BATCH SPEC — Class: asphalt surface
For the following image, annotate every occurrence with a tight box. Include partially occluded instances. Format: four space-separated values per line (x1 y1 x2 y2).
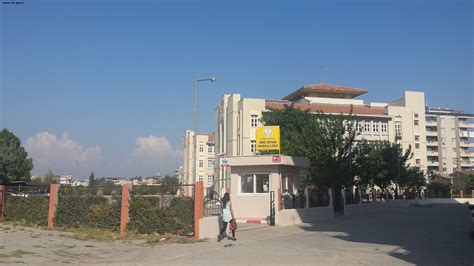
0 203 472 265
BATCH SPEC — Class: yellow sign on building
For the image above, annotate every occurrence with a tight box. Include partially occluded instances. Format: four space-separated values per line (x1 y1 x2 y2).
256 126 280 151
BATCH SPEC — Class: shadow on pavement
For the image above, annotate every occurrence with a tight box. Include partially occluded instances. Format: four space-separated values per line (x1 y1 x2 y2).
296 204 473 265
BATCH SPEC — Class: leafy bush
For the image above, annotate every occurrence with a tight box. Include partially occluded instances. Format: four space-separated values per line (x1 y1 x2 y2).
54 195 120 229
4 196 49 226
128 196 193 235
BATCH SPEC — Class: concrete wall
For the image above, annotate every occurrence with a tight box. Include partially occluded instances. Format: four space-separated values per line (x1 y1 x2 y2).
199 216 222 240
277 206 334 226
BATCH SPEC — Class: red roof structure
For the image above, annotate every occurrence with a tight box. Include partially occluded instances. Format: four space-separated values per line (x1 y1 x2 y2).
282 83 368 101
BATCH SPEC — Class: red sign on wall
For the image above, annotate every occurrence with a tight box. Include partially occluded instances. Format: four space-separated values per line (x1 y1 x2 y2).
272 154 281 163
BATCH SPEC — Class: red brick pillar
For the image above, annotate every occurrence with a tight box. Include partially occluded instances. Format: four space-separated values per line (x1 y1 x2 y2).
48 184 59 230
0 185 4 221
460 190 464 199
120 184 130 235
194 181 204 240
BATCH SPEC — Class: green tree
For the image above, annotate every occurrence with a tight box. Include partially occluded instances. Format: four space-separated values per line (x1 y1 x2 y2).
262 106 358 190
403 167 426 198
382 143 413 198
354 141 390 190
463 174 474 192
89 171 96 187
427 173 451 198
0 128 33 184
161 175 179 195
42 169 57 184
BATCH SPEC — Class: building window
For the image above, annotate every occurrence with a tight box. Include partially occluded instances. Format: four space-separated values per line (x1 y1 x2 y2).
414 120 419 126
373 122 379 132
415 135 420 141
208 175 213 184
381 122 387 133
199 160 204 168
251 115 259 127
414 113 419 118
208 146 214 153
250 140 256 153
208 160 213 168
415 143 420 149
198 175 203 182
416 159 421 165
240 174 270 194
395 121 401 136
442 167 447 172
357 122 363 132
441 117 445 123
199 144 204 153
442 137 446 145
364 122 371 132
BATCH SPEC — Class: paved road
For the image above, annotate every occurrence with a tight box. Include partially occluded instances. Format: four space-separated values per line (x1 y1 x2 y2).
1 204 472 265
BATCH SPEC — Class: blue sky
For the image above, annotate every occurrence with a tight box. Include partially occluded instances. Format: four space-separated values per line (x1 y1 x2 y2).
1 0 473 178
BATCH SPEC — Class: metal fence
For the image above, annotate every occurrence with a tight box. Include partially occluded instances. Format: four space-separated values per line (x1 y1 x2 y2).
282 190 306 209
204 188 222 217
309 187 330 207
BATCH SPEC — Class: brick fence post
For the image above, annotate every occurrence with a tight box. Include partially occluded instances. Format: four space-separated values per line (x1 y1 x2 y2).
0 185 4 221
120 184 130 235
460 190 464 199
48 184 59 230
194 181 204 240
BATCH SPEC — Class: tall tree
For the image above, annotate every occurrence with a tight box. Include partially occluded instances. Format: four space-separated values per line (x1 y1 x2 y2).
161 175 180 195
43 169 57 184
89 171 96 187
0 128 33 184
382 143 413 197
262 106 358 189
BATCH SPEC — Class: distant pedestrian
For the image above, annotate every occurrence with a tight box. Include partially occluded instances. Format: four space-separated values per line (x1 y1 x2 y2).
218 193 237 241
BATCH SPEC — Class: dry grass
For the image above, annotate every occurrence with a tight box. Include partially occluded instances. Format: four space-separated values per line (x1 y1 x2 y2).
0 250 35 259
56 227 199 245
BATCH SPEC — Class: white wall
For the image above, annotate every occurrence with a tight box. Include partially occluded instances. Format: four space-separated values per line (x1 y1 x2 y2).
199 216 222 240
277 207 334 226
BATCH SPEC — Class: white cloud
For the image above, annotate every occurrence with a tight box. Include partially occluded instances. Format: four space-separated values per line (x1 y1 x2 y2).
25 132 103 177
128 135 182 177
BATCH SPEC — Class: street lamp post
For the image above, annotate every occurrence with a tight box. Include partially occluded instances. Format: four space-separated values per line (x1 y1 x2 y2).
193 77 217 192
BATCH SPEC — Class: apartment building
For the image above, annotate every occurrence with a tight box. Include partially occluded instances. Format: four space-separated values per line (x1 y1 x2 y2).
182 130 215 189
213 83 474 187
424 108 474 174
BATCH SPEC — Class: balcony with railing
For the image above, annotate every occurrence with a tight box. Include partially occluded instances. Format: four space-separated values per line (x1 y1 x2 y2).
459 131 470 138
425 117 437 126
427 160 439 167
458 120 474 128
426 149 438 156
459 141 474 147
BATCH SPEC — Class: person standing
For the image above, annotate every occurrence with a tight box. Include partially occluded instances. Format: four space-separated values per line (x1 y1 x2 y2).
218 193 237 241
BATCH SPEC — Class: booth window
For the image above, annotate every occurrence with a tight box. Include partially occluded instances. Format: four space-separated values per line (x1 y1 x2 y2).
241 174 254 193
256 174 269 193
240 174 270 194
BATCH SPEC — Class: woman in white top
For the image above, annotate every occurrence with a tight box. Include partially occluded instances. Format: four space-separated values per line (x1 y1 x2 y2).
218 192 236 241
